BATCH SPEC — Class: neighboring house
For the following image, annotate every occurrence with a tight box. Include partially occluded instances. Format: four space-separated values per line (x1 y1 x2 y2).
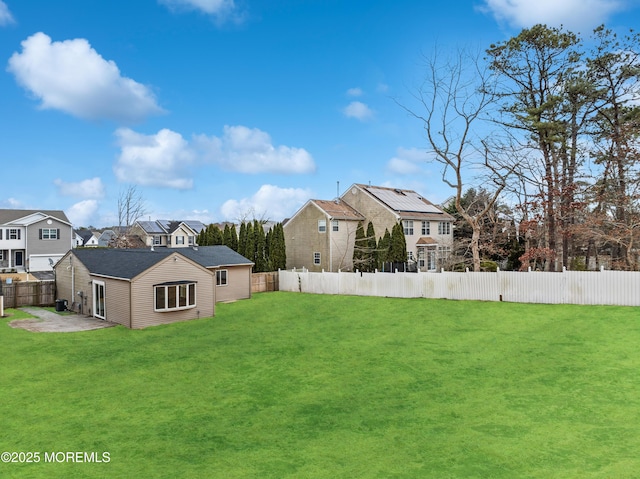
130 220 205 248
283 199 364 272
284 184 455 272
75 229 100 248
97 230 116 247
55 248 216 329
0 209 73 272
175 245 254 303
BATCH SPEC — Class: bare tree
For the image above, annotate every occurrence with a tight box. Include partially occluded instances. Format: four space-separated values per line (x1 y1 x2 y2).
117 185 147 237
397 48 513 272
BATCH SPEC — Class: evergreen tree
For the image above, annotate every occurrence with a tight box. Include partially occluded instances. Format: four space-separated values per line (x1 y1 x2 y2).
238 222 247 257
268 223 286 270
377 228 392 270
211 225 223 245
244 222 255 263
222 224 232 248
253 220 267 272
353 221 367 271
366 221 377 272
389 222 408 265
230 224 239 252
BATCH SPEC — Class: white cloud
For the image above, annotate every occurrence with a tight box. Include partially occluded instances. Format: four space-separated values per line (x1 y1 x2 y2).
194 125 316 174
0 1 14 25
479 0 625 31
1 197 23 208
114 128 195 189
386 147 429 175
66 200 99 227
220 184 312 221
54 177 105 199
343 101 374 121
7 32 164 122
346 87 363 97
158 0 240 22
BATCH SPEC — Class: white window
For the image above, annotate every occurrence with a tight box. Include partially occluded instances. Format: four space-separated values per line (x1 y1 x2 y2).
422 221 430 235
155 282 196 311
216 270 228 286
41 228 58 240
438 222 451 235
9 229 21 240
332 220 339 232
403 220 414 236
153 236 161 245
0 251 4 261
313 252 321 265
188 236 195 245
418 249 425 268
176 236 185 245
318 220 326 233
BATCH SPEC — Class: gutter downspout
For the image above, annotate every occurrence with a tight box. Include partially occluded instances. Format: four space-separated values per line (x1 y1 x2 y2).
328 215 333 272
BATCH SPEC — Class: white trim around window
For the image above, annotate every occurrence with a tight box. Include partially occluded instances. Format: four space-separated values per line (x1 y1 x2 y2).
216 270 228 286
154 281 196 312
313 252 321 265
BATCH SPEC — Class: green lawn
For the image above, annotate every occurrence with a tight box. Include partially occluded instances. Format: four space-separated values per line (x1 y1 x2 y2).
1 292 639 478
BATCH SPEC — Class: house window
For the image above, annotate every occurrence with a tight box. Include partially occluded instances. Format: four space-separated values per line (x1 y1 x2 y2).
216 270 228 286
176 236 185 245
418 249 425 268
188 236 195 245
0 251 4 261
422 221 430 235
332 220 339 232
41 228 58 240
403 220 414 236
438 222 451 235
318 220 326 233
153 236 161 245
313 252 321 265
8 229 20 240
154 282 196 311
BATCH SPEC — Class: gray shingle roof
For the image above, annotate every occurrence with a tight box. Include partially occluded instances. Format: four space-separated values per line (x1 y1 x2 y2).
172 245 254 267
71 248 176 279
70 245 253 280
0 209 70 225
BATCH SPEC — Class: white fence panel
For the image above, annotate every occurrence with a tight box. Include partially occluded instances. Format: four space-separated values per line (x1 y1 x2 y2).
277 269 640 306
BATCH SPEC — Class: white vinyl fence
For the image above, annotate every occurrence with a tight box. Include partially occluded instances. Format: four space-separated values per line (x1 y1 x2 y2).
278 268 640 306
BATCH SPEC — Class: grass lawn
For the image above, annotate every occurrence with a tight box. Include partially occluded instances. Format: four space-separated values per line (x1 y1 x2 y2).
1 292 639 478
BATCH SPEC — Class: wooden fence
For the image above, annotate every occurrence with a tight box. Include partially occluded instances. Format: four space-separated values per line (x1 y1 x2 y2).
0 281 56 308
252 272 279 293
279 268 640 307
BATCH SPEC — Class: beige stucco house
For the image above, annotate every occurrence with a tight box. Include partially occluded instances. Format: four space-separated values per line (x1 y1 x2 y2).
284 199 364 272
284 184 455 272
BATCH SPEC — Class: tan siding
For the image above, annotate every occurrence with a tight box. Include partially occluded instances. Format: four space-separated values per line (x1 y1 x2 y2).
214 265 252 302
341 186 399 242
54 253 93 315
101 278 131 327
130 253 215 329
328 219 360 271
284 202 330 272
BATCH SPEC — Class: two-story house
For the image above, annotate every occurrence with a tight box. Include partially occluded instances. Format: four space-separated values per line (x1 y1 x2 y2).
0 209 73 272
284 184 454 272
130 220 205 248
284 199 364 272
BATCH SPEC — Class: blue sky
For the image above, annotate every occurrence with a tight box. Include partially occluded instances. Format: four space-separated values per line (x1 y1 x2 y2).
1 0 639 227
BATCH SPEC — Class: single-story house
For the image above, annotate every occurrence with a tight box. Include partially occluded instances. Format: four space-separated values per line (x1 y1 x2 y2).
55 248 216 329
54 245 254 328
174 245 254 303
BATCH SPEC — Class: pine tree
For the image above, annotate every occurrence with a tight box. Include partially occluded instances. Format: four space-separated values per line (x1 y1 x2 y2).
389 222 408 266
222 224 232 248
230 224 239 252
238 222 247 257
211 225 223 245
244 222 254 263
366 221 377 272
253 220 267 272
353 221 367 271
377 228 392 270
268 223 286 270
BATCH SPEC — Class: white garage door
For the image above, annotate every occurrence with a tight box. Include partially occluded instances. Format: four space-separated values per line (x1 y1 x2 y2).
29 254 64 272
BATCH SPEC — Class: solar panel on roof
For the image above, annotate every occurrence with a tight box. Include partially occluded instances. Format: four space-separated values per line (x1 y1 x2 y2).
368 187 442 213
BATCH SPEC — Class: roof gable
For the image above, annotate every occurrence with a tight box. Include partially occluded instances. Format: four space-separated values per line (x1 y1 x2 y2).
0 209 71 226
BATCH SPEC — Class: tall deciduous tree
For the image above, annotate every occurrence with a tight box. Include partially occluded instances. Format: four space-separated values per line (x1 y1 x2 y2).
398 48 512 271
